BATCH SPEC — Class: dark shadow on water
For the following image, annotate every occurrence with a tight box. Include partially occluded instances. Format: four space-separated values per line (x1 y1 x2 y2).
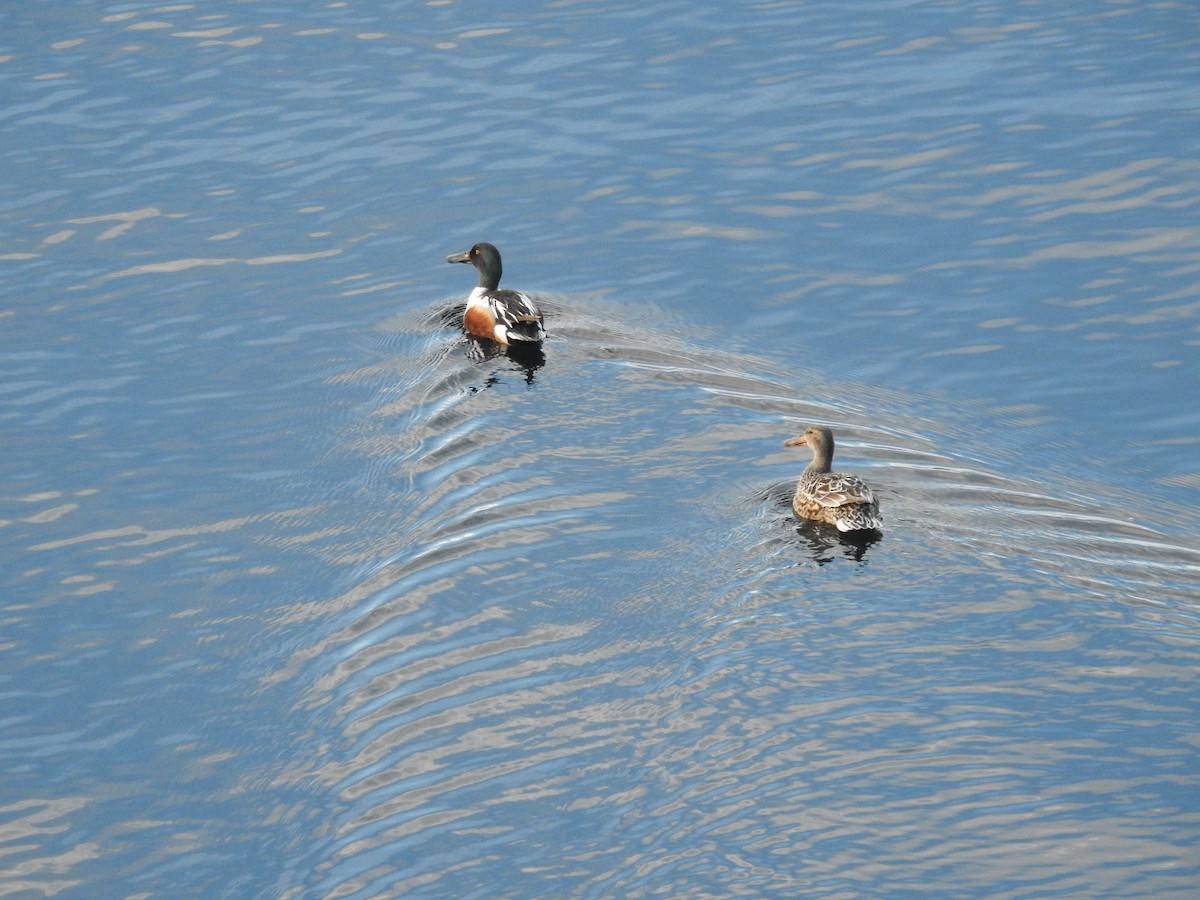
793 518 881 564
465 337 545 386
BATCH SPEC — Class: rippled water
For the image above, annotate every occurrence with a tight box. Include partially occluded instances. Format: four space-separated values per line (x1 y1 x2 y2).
3 1 1199 897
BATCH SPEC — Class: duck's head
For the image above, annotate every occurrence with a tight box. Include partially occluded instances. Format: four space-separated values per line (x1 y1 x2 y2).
784 425 835 458
446 241 503 289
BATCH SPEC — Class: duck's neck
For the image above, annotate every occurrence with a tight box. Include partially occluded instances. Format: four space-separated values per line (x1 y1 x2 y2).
477 266 501 291
805 447 833 474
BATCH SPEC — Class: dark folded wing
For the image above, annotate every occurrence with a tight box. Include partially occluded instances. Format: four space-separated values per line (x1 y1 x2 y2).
489 290 545 339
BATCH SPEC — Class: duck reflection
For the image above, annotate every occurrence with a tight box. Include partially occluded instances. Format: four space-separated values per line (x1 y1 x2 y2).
792 517 880 564
465 336 545 386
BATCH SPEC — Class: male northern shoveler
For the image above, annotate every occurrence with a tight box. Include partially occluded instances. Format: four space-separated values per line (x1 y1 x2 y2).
784 425 882 533
446 242 545 346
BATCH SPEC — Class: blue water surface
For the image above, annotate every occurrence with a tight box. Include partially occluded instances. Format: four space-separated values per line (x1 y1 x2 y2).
2 1 1199 897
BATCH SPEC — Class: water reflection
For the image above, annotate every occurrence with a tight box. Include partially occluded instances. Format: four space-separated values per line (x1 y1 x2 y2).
464 336 546 386
791 517 881 565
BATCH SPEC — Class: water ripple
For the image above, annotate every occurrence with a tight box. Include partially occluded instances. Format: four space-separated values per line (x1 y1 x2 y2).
3 0 1198 894
253 295 1200 896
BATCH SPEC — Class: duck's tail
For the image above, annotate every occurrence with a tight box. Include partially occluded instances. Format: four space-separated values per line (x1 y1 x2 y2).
835 502 883 533
505 318 546 342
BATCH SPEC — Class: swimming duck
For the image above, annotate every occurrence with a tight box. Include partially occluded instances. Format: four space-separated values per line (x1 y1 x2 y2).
785 425 882 533
446 242 545 346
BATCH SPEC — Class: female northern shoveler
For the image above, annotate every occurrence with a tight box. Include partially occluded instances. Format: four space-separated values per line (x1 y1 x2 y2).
785 425 882 533
446 242 545 346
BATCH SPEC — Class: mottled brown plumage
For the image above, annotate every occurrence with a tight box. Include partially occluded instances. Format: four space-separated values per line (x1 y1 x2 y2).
784 425 882 533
